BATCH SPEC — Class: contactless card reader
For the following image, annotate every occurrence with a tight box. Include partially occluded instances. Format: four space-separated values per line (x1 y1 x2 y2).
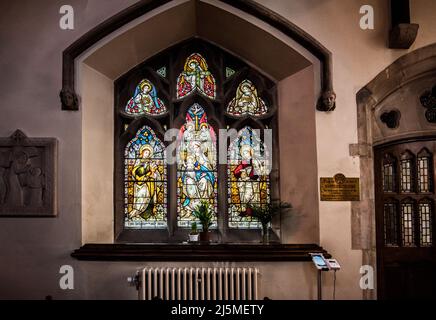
325 258 341 270
309 253 329 271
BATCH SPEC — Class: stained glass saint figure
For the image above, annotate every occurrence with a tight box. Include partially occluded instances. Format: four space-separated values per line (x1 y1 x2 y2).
177 103 217 227
228 127 270 228
125 126 167 228
177 53 216 100
125 79 166 115
227 80 267 116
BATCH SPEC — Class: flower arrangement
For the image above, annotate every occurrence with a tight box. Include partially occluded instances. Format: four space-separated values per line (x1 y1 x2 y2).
246 201 292 243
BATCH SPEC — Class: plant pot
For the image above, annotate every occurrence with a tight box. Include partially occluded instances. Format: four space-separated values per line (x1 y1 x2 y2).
199 231 211 242
189 234 199 242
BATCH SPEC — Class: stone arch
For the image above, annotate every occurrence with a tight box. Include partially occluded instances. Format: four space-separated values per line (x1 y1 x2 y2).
60 0 334 111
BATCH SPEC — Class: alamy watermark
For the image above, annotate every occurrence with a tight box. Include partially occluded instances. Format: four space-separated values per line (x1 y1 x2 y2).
59 265 74 290
359 5 374 30
359 265 375 290
59 5 74 30
162 128 273 176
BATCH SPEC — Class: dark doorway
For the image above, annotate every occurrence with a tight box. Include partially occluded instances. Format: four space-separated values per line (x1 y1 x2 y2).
375 138 436 299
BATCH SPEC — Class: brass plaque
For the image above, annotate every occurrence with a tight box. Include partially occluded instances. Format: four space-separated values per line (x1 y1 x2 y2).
320 174 360 201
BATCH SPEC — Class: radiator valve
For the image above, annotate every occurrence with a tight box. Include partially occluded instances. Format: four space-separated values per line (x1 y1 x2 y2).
127 271 141 290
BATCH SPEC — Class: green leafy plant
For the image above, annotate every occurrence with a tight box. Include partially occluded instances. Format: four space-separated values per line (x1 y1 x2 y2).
247 201 292 227
192 200 214 232
190 222 198 235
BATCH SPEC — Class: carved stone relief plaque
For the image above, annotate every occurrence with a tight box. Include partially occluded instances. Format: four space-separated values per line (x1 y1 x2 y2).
0 130 57 216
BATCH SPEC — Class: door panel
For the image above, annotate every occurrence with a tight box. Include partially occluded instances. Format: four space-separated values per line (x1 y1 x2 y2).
375 139 436 299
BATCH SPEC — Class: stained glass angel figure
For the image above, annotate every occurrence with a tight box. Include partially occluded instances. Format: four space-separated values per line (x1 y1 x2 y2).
227 80 267 116
125 79 166 115
177 53 216 99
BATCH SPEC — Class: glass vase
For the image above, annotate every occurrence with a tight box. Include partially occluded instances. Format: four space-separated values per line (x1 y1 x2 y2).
261 224 270 244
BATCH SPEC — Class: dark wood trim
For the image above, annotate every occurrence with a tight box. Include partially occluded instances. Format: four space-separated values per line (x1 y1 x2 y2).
60 0 334 111
71 243 330 261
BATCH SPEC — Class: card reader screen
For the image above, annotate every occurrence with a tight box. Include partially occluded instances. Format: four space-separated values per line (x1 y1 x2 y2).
312 255 327 266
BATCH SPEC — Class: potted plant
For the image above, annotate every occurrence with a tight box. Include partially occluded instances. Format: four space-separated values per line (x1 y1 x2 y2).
248 201 292 244
192 200 214 242
189 222 199 242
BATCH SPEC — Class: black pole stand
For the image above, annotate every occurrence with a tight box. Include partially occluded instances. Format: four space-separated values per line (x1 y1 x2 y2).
317 270 322 300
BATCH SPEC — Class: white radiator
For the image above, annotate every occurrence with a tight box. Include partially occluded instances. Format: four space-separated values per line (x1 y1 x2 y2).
134 267 260 300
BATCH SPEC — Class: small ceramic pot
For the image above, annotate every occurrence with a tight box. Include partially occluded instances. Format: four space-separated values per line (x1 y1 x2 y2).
189 234 199 242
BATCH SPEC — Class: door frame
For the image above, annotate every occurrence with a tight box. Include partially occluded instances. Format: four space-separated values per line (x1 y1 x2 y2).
355 43 436 300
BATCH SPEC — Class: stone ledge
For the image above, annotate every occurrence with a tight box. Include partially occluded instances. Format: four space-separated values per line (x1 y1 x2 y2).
71 243 330 262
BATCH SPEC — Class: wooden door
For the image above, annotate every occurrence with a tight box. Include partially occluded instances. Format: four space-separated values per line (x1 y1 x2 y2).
375 139 436 299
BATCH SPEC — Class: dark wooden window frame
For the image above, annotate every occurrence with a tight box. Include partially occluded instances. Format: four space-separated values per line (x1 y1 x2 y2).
114 39 280 243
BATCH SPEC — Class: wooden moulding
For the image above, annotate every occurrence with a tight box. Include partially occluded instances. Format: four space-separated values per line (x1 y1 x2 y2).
71 243 330 261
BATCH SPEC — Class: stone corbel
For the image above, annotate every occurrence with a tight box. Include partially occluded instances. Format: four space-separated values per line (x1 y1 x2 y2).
59 87 79 111
388 0 419 49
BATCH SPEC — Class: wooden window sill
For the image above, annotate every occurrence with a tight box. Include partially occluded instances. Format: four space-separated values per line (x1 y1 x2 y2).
71 243 330 262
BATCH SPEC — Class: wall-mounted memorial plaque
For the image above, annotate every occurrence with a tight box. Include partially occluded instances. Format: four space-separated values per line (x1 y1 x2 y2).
0 130 57 216
320 173 360 201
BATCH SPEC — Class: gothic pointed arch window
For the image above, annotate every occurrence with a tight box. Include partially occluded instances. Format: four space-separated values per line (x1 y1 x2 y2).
115 39 278 242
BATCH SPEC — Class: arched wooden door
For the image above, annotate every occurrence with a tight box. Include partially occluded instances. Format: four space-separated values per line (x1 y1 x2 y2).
375 138 436 299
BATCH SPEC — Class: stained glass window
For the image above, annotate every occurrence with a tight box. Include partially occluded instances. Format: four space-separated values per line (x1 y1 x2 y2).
400 151 414 193
156 67 166 78
417 148 432 193
125 79 166 115
384 200 398 246
227 80 268 116
176 53 216 99
117 40 277 240
177 103 218 228
383 154 396 192
226 67 236 79
419 200 433 247
228 127 270 229
124 126 167 228
401 200 415 246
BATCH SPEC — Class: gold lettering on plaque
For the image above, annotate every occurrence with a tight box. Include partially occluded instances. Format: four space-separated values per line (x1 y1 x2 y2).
320 173 360 201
